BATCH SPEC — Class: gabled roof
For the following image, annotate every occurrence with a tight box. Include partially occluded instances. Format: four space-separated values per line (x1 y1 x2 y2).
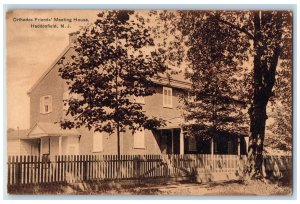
27 40 192 95
27 122 80 138
27 45 72 95
153 74 191 89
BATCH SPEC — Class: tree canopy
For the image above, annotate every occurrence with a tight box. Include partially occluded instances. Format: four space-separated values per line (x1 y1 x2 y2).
172 10 292 178
177 11 250 140
59 10 168 156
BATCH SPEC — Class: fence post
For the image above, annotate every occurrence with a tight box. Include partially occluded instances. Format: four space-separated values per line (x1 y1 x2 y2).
7 156 11 186
16 156 21 186
133 155 140 179
83 155 87 181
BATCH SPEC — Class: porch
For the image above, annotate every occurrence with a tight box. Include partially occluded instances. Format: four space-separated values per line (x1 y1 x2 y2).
25 122 81 157
156 127 248 156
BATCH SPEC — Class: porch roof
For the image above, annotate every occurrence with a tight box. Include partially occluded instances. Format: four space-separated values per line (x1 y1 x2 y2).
26 122 80 138
181 122 249 137
157 117 185 129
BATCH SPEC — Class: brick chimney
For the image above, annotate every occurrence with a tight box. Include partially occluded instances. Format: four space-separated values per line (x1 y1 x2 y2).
68 31 79 45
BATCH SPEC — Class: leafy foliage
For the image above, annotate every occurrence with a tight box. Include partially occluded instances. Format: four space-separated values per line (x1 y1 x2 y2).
174 10 292 177
176 11 250 139
59 11 167 136
266 49 292 153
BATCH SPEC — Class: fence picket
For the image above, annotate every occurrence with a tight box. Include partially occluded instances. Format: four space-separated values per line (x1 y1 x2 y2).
8 154 289 187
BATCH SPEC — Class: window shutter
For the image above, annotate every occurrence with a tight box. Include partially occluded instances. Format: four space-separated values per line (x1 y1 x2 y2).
168 89 172 106
93 132 103 152
163 89 168 106
133 129 145 149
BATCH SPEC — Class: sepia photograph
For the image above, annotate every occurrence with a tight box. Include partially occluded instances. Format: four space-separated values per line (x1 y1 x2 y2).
6 9 293 196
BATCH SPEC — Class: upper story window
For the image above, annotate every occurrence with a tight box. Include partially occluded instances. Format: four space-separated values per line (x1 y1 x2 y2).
134 96 145 104
163 87 172 108
133 128 145 149
40 95 52 114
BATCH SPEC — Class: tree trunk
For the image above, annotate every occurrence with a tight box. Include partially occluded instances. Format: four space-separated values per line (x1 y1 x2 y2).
245 11 267 179
246 11 283 179
247 101 268 179
117 123 120 157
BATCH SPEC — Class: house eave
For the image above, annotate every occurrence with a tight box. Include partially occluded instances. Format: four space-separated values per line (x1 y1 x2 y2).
152 76 191 90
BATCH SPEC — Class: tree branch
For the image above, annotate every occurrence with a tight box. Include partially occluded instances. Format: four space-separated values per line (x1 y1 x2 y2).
214 16 255 40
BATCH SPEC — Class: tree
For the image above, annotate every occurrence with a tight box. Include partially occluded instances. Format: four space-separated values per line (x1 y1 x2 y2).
59 10 167 157
178 13 248 145
176 10 292 178
266 37 292 153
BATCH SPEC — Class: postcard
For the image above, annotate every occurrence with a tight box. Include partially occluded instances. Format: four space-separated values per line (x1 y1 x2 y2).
6 9 293 196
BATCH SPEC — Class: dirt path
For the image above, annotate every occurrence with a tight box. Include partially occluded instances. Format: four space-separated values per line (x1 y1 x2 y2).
120 180 291 196
8 180 292 196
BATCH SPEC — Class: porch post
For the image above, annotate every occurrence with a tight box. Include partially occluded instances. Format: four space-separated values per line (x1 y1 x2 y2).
58 136 62 155
171 129 174 154
210 137 214 171
40 138 43 156
237 137 241 156
180 129 184 155
244 137 249 154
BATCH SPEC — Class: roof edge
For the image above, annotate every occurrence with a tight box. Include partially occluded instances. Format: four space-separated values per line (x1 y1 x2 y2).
152 76 191 89
27 44 192 95
27 45 72 95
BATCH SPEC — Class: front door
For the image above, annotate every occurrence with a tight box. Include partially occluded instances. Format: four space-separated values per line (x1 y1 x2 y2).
160 129 180 154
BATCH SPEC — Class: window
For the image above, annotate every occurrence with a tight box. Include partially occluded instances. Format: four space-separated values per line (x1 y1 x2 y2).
40 95 52 114
92 131 103 152
134 96 145 104
163 87 172 108
133 128 145 149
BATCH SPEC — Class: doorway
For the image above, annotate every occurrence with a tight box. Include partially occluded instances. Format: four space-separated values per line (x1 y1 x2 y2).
159 129 180 154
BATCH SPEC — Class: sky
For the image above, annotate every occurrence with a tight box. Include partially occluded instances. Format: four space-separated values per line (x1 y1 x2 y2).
6 10 100 130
